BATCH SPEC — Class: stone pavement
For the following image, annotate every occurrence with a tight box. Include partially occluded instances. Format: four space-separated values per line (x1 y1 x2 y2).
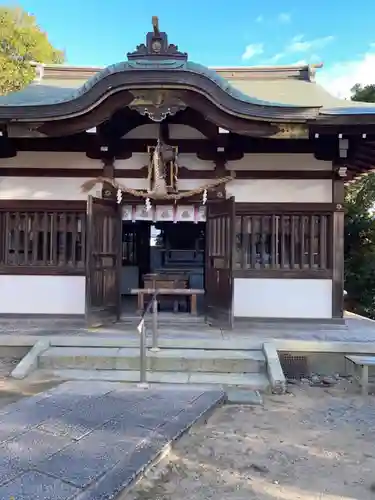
2 314 375 343
0 381 224 499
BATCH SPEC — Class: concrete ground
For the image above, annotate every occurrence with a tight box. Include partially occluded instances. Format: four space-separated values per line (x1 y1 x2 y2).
129 381 375 500
0 376 224 500
0 358 61 410
0 313 375 343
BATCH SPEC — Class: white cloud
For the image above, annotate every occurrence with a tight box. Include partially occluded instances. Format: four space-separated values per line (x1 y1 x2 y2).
287 35 334 53
266 53 286 64
264 34 327 65
317 48 375 98
278 13 291 23
292 59 308 66
255 15 263 23
241 43 264 61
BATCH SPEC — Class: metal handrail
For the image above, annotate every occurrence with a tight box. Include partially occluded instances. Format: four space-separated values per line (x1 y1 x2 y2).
136 290 159 387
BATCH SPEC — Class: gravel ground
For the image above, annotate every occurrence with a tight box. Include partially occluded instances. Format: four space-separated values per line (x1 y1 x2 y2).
129 381 375 500
1 355 375 499
0 357 62 409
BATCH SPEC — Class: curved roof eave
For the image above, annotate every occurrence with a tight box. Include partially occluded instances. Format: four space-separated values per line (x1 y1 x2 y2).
320 105 375 116
0 60 320 123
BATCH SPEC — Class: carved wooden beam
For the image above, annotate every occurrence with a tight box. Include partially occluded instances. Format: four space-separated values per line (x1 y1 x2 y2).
168 108 218 140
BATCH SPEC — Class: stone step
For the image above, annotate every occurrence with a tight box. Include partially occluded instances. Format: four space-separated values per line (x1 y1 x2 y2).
41 368 270 391
119 314 207 326
50 337 264 350
39 347 266 373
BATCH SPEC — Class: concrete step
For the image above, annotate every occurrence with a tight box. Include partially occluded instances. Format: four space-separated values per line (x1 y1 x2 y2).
40 368 270 391
39 347 266 373
119 314 207 327
49 337 264 350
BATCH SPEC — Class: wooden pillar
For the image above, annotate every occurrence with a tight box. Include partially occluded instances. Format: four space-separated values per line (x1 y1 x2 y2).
331 169 345 319
101 157 116 200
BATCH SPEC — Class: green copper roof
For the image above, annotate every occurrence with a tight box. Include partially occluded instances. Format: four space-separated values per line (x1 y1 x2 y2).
0 59 304 109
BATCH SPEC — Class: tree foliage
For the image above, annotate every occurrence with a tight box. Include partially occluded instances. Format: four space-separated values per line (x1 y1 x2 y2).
351 83 375 103
345 84 375 317
0 6 64 95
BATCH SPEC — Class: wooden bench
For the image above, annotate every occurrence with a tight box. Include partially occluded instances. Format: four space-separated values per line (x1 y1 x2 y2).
131 288 205 315
345 355 375 395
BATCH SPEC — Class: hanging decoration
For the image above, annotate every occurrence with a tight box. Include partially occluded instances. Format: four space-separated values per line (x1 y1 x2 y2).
81 173 234 201
145 197 152 212
81 137 235 202
202 189 207 205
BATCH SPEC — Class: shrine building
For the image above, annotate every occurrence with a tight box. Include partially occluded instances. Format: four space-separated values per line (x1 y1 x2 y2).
0 19 374 327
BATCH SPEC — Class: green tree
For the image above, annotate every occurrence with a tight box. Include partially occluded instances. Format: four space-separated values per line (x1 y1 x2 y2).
345 175 375 317
345 84 375 317
0 6 64 95
351 84 375 102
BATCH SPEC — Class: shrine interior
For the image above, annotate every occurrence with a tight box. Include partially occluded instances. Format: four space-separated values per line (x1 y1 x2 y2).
120 220 206 314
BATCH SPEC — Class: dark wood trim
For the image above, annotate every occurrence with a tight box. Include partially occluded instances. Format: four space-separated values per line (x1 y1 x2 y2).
312 123 375 135
232 170 333 180
0 267 85 276
232 269 333 279
0 313 85 319
331 173 345 318
331 211 345 318
119 191 220 205
0 166 334 180
0 200 86 211
0 168 104 178
234 316 345 325
117 168 333 180
235 202 335 213
4 136 317 155
332 176 345 205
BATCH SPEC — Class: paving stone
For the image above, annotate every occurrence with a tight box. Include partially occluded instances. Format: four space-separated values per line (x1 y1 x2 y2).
46 380 118 395
75 440 163 500
0 470 80 500
0 449 24 486
66 393 131 426
37 414 100 441
1 392 50 412
73 459 135 500
99 412 157 437
0 382 223 499
0 404 71 445
35 433 129 488
3 428 73 469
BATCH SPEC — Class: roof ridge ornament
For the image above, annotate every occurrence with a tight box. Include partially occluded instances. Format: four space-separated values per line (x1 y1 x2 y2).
127 16 188 61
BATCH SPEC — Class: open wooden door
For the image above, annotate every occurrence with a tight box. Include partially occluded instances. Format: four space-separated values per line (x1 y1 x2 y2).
86 196 122 327
205 197 235 328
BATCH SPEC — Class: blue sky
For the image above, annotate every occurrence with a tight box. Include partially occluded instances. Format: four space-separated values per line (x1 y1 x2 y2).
12 0 375 96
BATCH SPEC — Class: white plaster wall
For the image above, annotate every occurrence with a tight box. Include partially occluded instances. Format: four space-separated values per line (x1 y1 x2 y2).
0 177 99 200
227 154 331 171
0 276 85 315
115 154 148 170
233 278 332 319
0 152 329 172
227 179 332 203
123 124 206 139
115 153 213 171
0 176 332 202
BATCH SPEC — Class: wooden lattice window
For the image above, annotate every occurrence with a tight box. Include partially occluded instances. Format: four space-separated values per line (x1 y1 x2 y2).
235 213 331 271
0 208 86 273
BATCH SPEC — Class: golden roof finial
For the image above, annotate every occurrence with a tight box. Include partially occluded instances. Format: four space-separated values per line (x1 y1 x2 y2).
152 16 160 36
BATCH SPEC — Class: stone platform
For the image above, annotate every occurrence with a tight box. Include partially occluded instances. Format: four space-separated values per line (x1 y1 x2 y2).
0 381 224 499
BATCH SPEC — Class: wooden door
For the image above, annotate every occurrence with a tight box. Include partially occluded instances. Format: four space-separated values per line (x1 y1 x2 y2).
205 197 235 328
86 196 121 327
